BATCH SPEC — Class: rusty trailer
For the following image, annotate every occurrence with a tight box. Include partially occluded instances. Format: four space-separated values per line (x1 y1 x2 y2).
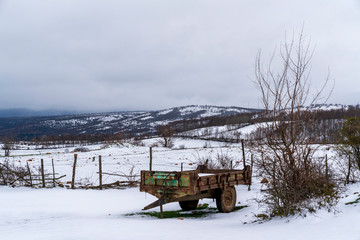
140 164 252 213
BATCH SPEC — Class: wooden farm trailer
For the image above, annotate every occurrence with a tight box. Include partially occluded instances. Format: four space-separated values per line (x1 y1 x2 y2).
140 165 252 213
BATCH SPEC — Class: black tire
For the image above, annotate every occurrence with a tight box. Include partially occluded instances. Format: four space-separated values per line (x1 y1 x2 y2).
216 186 236 213
179 200 199 211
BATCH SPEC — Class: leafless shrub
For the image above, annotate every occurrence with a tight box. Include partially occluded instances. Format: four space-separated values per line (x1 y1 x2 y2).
119 164 139 187
195 154 218 169
131 139 145 147
73 147 90 152
78 174 97 187
335 117 360 184
252 28 338 217
194 148 237 169
334 153 360 185
2 138 15 157
215 148 238 169
0 160 29 186
157 125 174 148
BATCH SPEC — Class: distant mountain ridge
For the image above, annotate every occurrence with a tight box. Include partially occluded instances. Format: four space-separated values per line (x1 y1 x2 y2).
0 108 78 118
0 105 261 139
305 104 348 111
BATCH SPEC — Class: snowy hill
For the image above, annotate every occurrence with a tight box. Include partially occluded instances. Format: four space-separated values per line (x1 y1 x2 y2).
0 105 261 138
303 103 348 111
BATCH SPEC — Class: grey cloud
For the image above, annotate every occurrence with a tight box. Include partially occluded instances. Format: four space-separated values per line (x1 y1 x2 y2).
0 0 359 112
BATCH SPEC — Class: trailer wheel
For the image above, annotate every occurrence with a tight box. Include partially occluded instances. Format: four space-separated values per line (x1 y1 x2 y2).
179 200 199 211
216 186 236 213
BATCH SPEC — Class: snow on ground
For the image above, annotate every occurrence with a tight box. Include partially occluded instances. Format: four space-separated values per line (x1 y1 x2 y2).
180 123 263 140
1 183 360 240
1 138 360 240
2 138 244 186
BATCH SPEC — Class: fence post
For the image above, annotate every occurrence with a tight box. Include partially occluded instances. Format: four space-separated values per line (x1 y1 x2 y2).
241 139 246 168
26 162 33 187
99 155 103 190
52 159 56 187
181 162 183 172
41 159 45 188
149 147 153 171
71 154 78 189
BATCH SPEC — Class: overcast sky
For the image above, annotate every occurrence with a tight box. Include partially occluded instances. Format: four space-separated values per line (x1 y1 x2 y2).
0 0 359 112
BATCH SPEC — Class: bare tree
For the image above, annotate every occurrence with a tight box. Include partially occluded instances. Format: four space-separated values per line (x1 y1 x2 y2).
2 138 15 157
157 125 174 148
337 117 360 170
252 29 337 216
335 117 360 184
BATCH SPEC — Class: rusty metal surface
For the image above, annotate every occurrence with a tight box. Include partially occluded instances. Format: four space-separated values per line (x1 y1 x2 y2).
140 165 252 210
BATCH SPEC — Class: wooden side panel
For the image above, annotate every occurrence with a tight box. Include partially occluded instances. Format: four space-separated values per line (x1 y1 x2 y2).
140 167 252 205
179 173 191 187
140 171 195 200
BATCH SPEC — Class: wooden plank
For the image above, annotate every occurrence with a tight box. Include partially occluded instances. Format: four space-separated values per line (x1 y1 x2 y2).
41 159 45 188
99 155 102 190
149 147 152 171
200 185 210 191
51 159 56 187
71 154 78 189
26 162 33 187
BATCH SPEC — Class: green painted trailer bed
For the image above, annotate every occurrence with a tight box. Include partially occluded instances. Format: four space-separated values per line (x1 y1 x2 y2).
140 165 252 213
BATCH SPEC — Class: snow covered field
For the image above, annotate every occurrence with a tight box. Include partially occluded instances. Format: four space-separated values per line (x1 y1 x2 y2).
1 138 360 240
4 139 240 186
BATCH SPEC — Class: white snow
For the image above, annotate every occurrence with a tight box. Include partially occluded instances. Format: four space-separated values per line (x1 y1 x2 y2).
198 173 215 177
1 183 360 240
44 119 89 127
305 104 348 111
158 109 173 115
1 139 360 240
181 123 262 140
100 115 122 122
140 116 154 120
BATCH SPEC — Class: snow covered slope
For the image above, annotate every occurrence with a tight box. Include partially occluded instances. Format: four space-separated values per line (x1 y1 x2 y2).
0 105 260 138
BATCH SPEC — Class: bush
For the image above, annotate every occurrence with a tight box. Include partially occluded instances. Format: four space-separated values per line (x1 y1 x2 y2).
0 160 29 186
335 117 360 184
194 148 238 169
73 147 90 152
157 125 174 148
253 29 339 217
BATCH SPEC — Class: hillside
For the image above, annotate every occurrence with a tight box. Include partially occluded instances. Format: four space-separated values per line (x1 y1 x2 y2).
0 105 261 139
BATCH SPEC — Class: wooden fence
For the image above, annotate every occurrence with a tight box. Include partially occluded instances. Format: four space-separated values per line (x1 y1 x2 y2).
0 159 65 187
0 154 138 189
